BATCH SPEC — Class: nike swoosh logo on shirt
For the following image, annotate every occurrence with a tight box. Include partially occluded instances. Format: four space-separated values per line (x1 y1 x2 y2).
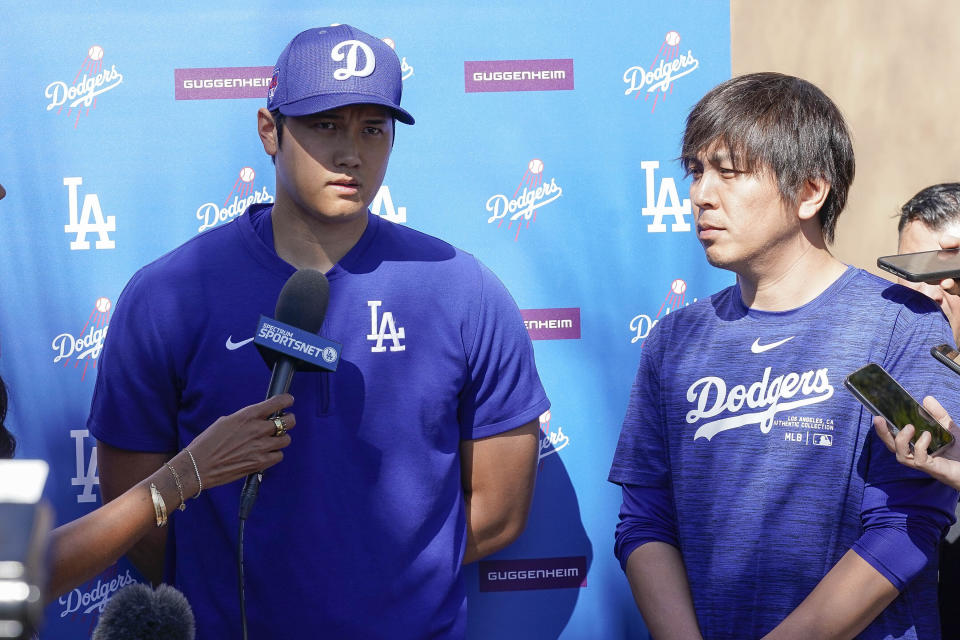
225 336 254 351
750 336 795 354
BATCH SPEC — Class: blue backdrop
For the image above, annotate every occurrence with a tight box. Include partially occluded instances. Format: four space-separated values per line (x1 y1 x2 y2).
0 2 731 637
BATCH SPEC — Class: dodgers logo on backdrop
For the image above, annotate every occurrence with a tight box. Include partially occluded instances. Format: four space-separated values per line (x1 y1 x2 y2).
58 567 138 619
486 159 563 241
332 39 376 80
370 185 407 223
70 429 98 504
45 45 124 128
629 279 697 345
268 68 279 102
196 167 274 233
538 410 570 463
51 297 111 382
381 37 414 81
64 177 116 250
623 30 700 113
640 160 692 233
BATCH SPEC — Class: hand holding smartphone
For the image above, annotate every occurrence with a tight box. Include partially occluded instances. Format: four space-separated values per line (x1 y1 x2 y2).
932 343 960 377
877 248 960 282
844 363 955 456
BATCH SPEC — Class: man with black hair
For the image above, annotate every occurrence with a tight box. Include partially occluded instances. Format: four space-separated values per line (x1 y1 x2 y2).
89 24 547 638
609 73 960 639
897 183 960 346
881 183 960 638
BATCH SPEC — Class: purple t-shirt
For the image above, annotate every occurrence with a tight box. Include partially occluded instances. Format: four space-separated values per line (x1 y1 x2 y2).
88 205 549 639
609 268 959 639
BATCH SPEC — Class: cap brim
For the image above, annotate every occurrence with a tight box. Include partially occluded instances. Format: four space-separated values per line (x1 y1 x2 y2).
278 93 415 125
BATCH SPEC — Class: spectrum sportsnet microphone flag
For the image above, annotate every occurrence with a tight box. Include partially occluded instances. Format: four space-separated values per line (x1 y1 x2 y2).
253 315 341 372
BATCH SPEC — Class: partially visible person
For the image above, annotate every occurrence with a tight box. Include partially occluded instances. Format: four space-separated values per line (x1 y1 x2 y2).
897 183 960 345
876 183 960 639
0 372 296 601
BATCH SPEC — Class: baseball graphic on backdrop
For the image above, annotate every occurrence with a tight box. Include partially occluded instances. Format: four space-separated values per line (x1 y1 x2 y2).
528 159 544 174
88 45 104 61
665 31 680 46
95 297 112 313
671 279 686 295
239 167 255 183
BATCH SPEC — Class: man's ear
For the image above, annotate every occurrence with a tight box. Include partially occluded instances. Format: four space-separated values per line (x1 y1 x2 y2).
257 108 278 157
797 177 830 222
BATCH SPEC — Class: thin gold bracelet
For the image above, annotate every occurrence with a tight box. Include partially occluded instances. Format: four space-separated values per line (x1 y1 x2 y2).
149 483 167 527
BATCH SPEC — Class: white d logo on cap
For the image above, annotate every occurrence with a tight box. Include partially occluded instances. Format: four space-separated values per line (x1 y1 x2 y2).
331 40 376 80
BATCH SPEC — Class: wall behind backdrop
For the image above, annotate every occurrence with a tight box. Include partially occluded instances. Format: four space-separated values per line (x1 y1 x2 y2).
0 3 731 638
731 0 960 275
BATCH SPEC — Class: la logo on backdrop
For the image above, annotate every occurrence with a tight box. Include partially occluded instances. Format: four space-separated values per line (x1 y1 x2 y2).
63 177 117 250
45 45 124 128
623 30 700 113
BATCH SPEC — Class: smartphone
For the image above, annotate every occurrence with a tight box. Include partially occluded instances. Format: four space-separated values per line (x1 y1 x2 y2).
877 248 960 282
932 343 960 377
844 362 954 455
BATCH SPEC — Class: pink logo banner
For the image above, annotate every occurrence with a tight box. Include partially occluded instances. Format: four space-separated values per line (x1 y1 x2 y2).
521 308 581 340
174 66 274 100
465 59 574 93
479 557 587 592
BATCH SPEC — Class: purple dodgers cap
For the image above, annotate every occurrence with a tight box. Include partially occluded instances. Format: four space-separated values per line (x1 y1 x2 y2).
267 24 414 125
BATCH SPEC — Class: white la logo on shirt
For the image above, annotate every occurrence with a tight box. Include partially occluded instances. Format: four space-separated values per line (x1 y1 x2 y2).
367 300 405 352
331 40 376 80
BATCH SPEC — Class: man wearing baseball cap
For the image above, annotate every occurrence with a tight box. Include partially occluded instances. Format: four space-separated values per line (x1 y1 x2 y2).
89 24 547 638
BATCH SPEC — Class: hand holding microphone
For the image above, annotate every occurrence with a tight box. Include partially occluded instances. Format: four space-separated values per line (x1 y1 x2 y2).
240 269 340 520
182 393 296 493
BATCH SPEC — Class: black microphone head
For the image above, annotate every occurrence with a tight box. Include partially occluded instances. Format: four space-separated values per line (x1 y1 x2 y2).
274 269 330 333
91 583 195 640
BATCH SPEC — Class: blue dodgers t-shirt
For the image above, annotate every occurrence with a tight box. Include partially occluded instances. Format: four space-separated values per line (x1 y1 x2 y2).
610 267 960 639
88 206 549 639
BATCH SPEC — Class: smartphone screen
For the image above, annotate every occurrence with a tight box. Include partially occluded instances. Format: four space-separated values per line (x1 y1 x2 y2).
877 248 960 282
932 343 960 377
844 363 954 455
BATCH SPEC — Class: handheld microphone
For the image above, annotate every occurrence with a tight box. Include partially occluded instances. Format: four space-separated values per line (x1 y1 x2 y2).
239 269 338 520
91 583 195 640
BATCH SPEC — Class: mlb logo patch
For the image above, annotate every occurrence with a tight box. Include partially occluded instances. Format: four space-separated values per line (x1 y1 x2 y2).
812 434 833 447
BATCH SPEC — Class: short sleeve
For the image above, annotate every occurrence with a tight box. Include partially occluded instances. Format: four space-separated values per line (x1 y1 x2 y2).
87 269 180 452
458 262 549 440
608 318 670 488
